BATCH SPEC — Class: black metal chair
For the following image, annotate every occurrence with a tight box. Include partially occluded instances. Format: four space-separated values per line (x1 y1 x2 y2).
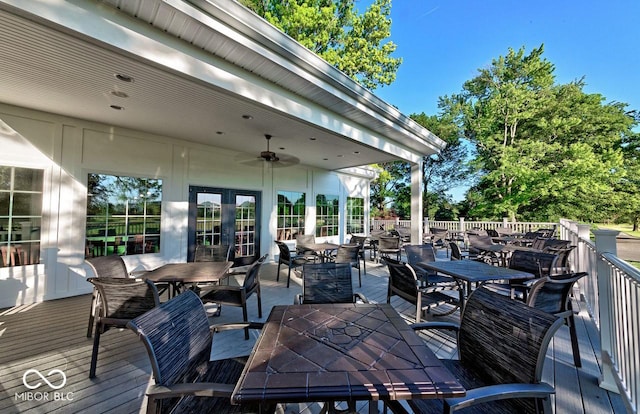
194 244 233 262
403 244 457 288
333 244 362 287
85 255 131 338
275 240 315 288
409 287 564 414
127 290 272 414
88 277 160 378
348 234 370 274
378 235 401 261
200 254 268 340
295 262 367 305
385 258 462 321
525 272 588 367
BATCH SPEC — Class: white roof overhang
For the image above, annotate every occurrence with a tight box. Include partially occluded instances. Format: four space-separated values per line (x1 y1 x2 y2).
0 0 445 170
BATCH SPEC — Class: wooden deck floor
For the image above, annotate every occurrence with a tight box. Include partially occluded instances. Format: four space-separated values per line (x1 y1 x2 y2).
0 254 628 414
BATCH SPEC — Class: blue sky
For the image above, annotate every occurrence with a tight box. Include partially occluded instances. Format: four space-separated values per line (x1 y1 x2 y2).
359 0 640 200
364 0 639 116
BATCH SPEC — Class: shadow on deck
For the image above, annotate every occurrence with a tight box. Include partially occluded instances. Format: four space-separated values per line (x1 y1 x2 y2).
0 252 628 414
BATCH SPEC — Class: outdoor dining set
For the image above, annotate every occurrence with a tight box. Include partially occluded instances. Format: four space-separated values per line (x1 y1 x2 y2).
83 226 585 414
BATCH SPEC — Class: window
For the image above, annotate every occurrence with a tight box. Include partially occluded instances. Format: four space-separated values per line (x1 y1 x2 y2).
277 191 305 240
86 174 162 257
0 166 43 267
346 197 364 234
316 194 339 237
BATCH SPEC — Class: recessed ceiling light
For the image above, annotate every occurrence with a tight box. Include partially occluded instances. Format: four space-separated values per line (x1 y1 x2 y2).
279 147 285 150
323 158 329 161
337 154 344 158
111 90 129 98
115 74 134 83
216 131 224 135
353 151 360 154
110 105 124 110
309 137 317 141
242 114 253 120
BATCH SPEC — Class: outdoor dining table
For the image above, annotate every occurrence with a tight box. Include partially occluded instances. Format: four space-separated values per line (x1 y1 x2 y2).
296 242 339 262
418 259 534 306
142 261 233 297
231 302 465 414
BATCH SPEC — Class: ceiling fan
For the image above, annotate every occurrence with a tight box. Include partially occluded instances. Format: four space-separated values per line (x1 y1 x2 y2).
234 134 299 168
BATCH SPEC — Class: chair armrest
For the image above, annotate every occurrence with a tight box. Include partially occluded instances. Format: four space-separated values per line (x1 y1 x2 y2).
147 382 234 400
353 293 369 303
210 321 264 334
443 382 555 413
410 321 460 333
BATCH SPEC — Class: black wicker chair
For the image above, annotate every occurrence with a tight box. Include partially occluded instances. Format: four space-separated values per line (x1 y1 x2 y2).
409 287 564 414
525 272 588 367
127 290 272 414
385 258 462 320
200 254 268 339
333 244 362 287
88 277 159 378
85 255 132 338
275 240 315 288
295 262 367 304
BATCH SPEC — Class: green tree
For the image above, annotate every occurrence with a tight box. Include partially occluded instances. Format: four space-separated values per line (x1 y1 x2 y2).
239 0 401 90
370 161 410 218
411 103 471 218
448 45 634 222
616 129 640 230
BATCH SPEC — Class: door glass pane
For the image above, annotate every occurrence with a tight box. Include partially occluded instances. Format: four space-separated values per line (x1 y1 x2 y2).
235 195 256 258
196 193 222 246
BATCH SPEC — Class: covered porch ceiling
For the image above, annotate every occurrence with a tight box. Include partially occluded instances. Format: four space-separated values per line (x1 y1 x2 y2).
0 0 444 172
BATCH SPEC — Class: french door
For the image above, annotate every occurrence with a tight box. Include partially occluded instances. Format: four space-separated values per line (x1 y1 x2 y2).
188 186 261 266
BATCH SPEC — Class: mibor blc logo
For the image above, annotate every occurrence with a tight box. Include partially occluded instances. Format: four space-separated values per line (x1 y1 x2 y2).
15 369 74 402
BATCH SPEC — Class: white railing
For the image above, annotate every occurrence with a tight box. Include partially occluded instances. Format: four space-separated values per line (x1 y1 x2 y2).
372 217 640 412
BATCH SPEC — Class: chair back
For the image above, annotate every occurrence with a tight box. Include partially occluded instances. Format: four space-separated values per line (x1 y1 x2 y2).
429 228 448 244
194 244 232 262
449 242 465 260
378 235 400 250
486 228 499 237
88 277 159 321
295 234 315 246
508 250 559 278
494 226 514 236
128 290 211 387
460 287 563 387
300 262 353 304
275 240 292 262
87 255 129 278
526 272 587 316
385 258 419 305
334 244 359 266
403 244 435 266
242 254 268 294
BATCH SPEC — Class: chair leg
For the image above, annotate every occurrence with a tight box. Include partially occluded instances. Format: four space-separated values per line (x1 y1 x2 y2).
276 263 282 282
287 265 292 288
89 323 102 378
242 305 249 340
568 313 582 367
257 290 263 318
86 291 97 338
357 265 361 288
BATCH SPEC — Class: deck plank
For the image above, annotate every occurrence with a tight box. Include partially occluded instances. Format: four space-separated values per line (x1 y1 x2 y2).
0 256 626 414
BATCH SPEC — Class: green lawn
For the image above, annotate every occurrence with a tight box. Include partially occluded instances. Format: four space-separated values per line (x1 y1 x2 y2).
593 223 640 238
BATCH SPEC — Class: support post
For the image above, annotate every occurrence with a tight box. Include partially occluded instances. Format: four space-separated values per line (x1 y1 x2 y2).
593 229 620 393
410 161 423 244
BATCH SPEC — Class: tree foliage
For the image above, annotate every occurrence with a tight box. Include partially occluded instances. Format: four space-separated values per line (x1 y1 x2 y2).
411 107 471 217
239 0 401 89
370 162 410 218
444 45 636 222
